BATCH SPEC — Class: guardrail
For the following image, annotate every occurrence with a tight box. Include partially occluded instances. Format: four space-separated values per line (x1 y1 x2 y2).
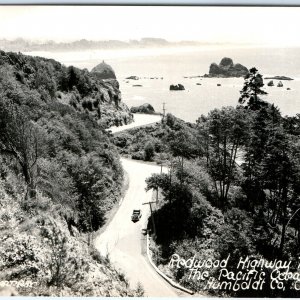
146 234 194 295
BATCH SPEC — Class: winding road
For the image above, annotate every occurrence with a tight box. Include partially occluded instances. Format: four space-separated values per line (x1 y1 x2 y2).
108 114 162 134
94 158 178 297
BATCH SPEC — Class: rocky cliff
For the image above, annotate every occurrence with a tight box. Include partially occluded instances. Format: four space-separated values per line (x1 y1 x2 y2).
205 57 248 78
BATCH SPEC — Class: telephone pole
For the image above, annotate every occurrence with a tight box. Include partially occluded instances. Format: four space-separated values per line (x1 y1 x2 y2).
162 102 166 120
155 162 163 204
142 200 156 236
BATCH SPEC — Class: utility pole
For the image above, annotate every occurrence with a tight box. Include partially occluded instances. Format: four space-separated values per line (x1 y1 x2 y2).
142 200 156 236
169 161 172 185
155 162 163 204
162 102 166 120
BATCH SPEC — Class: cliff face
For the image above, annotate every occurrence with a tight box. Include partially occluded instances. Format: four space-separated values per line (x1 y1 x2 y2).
205 57 248 78
0 50 133 128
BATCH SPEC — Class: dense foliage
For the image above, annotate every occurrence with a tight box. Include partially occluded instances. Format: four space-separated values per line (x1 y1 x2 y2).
0 50 133 127
113 113 198 162
124 71 300 297
0 51 141 296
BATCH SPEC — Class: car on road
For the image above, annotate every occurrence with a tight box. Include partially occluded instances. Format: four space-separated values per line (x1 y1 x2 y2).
131 209 142 222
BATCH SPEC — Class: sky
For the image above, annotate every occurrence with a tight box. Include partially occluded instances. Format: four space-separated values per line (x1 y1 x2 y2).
0 6 300 46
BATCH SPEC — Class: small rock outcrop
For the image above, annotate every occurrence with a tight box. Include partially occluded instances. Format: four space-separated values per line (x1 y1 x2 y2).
265 76 293 81
130 103 155 114
91 60 116 80
267 80 274 86
126 76 139 80
205 57 248 78
170 84 185 91
277 81 283 87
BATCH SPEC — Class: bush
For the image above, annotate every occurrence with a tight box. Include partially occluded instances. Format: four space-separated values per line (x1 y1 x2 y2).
40 218 86 287
144 141 155 161
131 151 144 160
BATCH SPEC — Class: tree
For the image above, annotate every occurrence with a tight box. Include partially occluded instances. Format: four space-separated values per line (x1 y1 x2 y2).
197 107 250 209
0 101 40 200
261 127 300 256
241 105 281 211
144 141 155 161
167 128 198 185
239 67 268 110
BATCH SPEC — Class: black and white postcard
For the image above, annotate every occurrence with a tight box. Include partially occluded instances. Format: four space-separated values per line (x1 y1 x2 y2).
0 4 299 297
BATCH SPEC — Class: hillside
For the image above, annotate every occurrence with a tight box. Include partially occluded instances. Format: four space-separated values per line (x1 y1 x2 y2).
0 50 133 128
0 50 140 296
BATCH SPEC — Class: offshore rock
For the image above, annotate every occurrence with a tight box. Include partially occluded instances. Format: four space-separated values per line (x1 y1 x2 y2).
265 75 293 81
277 81 283 87
205 57 248 78
170 84 185 91
91 60 116 80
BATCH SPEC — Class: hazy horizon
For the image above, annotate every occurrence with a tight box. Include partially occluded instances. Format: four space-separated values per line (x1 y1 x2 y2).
1 6 300 47
0 36 262 48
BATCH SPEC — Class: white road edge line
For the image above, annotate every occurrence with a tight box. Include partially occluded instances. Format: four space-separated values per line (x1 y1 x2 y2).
146 233 194 295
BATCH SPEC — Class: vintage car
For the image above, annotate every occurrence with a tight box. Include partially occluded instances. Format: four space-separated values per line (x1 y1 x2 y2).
131 209 142 222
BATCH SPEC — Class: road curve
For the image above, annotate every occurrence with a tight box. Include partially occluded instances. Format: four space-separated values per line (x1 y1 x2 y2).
108 113 162 134
94 158 178 297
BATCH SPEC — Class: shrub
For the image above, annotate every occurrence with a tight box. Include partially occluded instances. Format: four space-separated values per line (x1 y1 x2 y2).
131 151 144 160
144 141 155 161
40 218 87 287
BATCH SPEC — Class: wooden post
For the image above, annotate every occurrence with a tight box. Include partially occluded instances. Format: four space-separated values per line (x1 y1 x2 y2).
162 102 166 119
143 200 157 236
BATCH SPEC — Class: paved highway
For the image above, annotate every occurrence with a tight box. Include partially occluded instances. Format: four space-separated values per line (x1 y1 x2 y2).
94 158 178 297
108 113 162 133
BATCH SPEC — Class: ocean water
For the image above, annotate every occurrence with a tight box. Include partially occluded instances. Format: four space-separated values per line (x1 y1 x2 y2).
26 46 300 122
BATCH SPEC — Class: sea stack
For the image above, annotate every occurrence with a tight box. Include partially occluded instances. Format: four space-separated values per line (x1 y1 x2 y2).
170 84 185 91
91 60 116 80
205 57 248 78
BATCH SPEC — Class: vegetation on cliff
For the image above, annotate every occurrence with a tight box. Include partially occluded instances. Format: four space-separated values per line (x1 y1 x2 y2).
0 50 140 296
0 50 133 128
